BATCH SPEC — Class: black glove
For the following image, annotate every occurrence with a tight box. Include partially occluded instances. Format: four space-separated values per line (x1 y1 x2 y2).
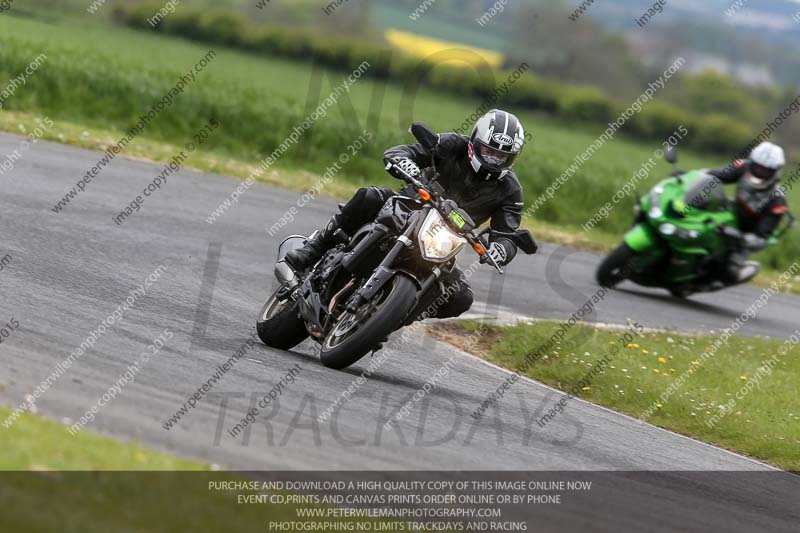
481 238 516 266
742 233 767 252
719 225 742 241
388 157 421 181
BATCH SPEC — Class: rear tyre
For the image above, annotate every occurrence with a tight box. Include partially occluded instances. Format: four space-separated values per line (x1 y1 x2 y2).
596 243 636 288
320 274 417 370
256 290 308 350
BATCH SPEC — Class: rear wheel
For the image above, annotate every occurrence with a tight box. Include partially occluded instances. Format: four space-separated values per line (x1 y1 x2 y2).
596 243 636 288
320 274 417 370
256 289 308 350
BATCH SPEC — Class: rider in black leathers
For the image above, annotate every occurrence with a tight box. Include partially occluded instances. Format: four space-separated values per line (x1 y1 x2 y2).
284 109 529 319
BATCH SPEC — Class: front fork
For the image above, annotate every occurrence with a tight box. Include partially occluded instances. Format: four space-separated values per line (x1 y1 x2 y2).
345 223 417 311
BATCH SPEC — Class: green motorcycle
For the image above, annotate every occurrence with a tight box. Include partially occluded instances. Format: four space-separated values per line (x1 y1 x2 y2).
596 148 794 297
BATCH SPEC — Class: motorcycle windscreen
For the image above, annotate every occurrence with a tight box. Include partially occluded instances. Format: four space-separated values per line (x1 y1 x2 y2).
683 174 728 212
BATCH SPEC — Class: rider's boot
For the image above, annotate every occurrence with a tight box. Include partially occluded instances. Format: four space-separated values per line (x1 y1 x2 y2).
726 248 760 285
733 261 760 285
706 259 760 291
284 217 345 272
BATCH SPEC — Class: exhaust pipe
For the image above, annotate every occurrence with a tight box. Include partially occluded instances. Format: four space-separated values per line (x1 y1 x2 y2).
274 235 307 285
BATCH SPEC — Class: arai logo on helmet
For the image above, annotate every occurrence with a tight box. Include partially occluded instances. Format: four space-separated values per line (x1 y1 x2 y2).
492 132 514 146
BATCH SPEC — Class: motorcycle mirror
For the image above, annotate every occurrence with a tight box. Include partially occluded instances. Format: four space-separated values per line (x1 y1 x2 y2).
664 145 678 165
409 122 440 151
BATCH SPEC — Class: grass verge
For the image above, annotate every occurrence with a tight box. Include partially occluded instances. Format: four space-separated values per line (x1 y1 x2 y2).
0 407 394 531
0 406 205 471
429 320 800 470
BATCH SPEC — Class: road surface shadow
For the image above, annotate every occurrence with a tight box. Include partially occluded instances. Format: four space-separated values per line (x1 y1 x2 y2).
614 286 747 320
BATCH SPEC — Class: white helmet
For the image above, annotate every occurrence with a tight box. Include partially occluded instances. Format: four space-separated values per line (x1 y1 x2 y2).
468 109 525 180
746 142 785 191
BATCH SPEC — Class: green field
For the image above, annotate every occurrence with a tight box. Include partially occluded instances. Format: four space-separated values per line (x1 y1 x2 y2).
0 11 797 272
430 321 800 470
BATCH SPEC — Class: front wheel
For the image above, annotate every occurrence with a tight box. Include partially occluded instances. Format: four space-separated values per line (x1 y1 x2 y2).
256 289 309 350
596 243 636 288
320 274 418 370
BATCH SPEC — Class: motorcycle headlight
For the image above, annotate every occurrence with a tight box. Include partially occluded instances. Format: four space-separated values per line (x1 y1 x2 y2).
659 223 677 236
418 210 467 262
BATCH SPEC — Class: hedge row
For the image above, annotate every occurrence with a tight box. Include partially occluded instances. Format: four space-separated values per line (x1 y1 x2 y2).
112 2 754 155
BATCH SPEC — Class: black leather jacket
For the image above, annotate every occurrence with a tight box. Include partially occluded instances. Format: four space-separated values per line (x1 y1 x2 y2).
384 133 525 257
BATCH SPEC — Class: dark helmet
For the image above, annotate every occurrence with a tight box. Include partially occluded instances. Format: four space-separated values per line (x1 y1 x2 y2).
468 109 526 180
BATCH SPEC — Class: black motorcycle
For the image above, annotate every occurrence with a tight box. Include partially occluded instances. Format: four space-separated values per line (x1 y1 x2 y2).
257 123 538 369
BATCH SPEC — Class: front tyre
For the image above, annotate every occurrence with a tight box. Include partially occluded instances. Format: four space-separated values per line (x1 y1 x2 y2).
256 289 308 350
320 274 417 370
596 243 636 288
